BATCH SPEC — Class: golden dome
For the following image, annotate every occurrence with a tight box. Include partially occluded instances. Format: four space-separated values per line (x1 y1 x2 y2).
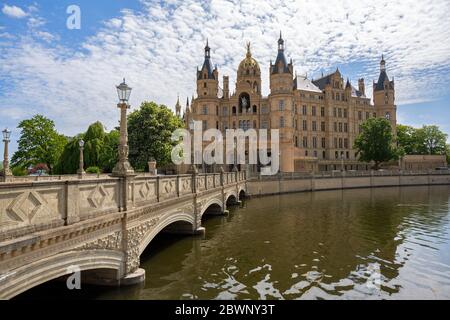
238 42 260 74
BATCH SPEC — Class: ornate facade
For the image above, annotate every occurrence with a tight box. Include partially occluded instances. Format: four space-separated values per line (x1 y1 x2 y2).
183 35 397 173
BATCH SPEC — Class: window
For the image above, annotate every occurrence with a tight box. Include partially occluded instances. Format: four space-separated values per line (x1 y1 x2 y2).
295 136 298 147
204 82 207 88
335 151 339 159
339 138 343 148
279 100 285 111
343 109 347 118
261 105 268 114
334 138 338 148
321 121 326 132
385 112 391 120
321 107 325 117
313 137 317 148
312 106 316 116
303 120 307 131
295 119 298 130
344 123 348 133
314 150 318 157
333 108 337 117
253 120 257 128
323 151 326 159
366 112 370 119
302 105 307 115
358 111 362 120
202 120 207 130
253 105 257 114
232 106 236 114
202 105 208 115
303 137 308 148
280 116 285 128
339 122 342 132
334 122 337 132
373 112 377 118
321 137 326 148
223 106 228 116
312 121 317 131
261 120 268 129
233 121 236 129
216 121 219 129
305 150 309 156
344 138 348 149
336 93 340 101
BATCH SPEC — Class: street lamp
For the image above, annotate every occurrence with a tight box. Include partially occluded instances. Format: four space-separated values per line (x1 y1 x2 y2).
78 139 85 177
112 78 135 177
2 128 12 180
232 139 238 172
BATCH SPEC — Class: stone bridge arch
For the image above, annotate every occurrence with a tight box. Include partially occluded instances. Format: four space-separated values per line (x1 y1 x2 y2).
137 212 196 257
199 197 224 220
225 191 239 206
0 249 124 300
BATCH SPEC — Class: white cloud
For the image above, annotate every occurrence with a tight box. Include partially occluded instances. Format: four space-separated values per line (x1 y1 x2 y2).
0 0 450 138
2 4 27 18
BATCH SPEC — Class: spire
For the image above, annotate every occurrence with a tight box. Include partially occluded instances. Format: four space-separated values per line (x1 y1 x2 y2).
345 78 351 89
186 97 190 107
205 38 210 58
278 31 284 50
246 41 252 58
198 39 215 80
380 54 386 71
175 94 181 116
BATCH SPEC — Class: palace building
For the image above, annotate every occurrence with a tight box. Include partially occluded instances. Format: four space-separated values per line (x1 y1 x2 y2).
180 34 397 173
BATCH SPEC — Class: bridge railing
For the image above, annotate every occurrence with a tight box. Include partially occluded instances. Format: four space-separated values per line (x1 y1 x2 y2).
0 171 247 242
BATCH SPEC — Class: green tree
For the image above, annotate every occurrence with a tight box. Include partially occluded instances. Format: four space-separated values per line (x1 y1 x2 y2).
54 123 119 174
128 101 184 170
83 122 105 168
397 124 420 154
354 118 398 170
54 135 84 174
99 129 119 173
446 145 450 165
11 115 67 174
415 125 447 155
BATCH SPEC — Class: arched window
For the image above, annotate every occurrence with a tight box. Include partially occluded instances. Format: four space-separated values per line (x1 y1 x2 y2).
232 106 236 114
252 105 257 114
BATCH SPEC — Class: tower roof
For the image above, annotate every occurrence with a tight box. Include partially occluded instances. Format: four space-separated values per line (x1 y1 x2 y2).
197 39 216 80
238 42 260 73
271 32 291 75
374 55 394 91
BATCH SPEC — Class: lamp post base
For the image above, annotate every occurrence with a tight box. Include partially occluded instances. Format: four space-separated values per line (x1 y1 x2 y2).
112 160 135 177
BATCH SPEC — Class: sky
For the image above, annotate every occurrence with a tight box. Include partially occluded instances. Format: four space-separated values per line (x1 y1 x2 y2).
1 0 450 156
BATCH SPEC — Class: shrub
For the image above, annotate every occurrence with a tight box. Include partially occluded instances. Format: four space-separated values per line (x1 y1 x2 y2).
86 166 101 174
12 166 27 176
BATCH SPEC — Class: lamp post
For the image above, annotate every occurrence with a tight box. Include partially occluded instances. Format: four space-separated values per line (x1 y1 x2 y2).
188 119 198 174
78 139 85 178
232 140 238 172
341 152 345 172
112 78 134 177
2 128 12 181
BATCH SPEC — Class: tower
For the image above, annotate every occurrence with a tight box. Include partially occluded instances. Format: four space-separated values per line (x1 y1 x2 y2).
196 39 219 98
175 95 181 117
269 32 295 172
358 78 365 96
373 55 396 133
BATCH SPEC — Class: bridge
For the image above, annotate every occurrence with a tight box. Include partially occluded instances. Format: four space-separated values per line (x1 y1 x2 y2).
0 171 247 299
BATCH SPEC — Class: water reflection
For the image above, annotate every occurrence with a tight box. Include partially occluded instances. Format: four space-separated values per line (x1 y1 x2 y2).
18 185 450 300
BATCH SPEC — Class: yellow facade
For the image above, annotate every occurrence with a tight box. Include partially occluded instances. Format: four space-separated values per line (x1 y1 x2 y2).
184 35 397 173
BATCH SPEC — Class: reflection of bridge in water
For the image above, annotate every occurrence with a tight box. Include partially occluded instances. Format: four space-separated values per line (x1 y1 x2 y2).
0 171 247 299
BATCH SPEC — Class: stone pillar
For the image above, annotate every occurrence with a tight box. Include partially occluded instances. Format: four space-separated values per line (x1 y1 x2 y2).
112 102 134 177
2 137 12 182
78 145 85 179
147 161 157 175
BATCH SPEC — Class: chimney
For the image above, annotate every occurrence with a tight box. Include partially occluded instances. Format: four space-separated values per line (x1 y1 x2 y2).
223 76 229 99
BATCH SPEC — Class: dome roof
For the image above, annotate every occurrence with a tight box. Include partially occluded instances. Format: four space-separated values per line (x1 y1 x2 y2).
238 42 260 74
